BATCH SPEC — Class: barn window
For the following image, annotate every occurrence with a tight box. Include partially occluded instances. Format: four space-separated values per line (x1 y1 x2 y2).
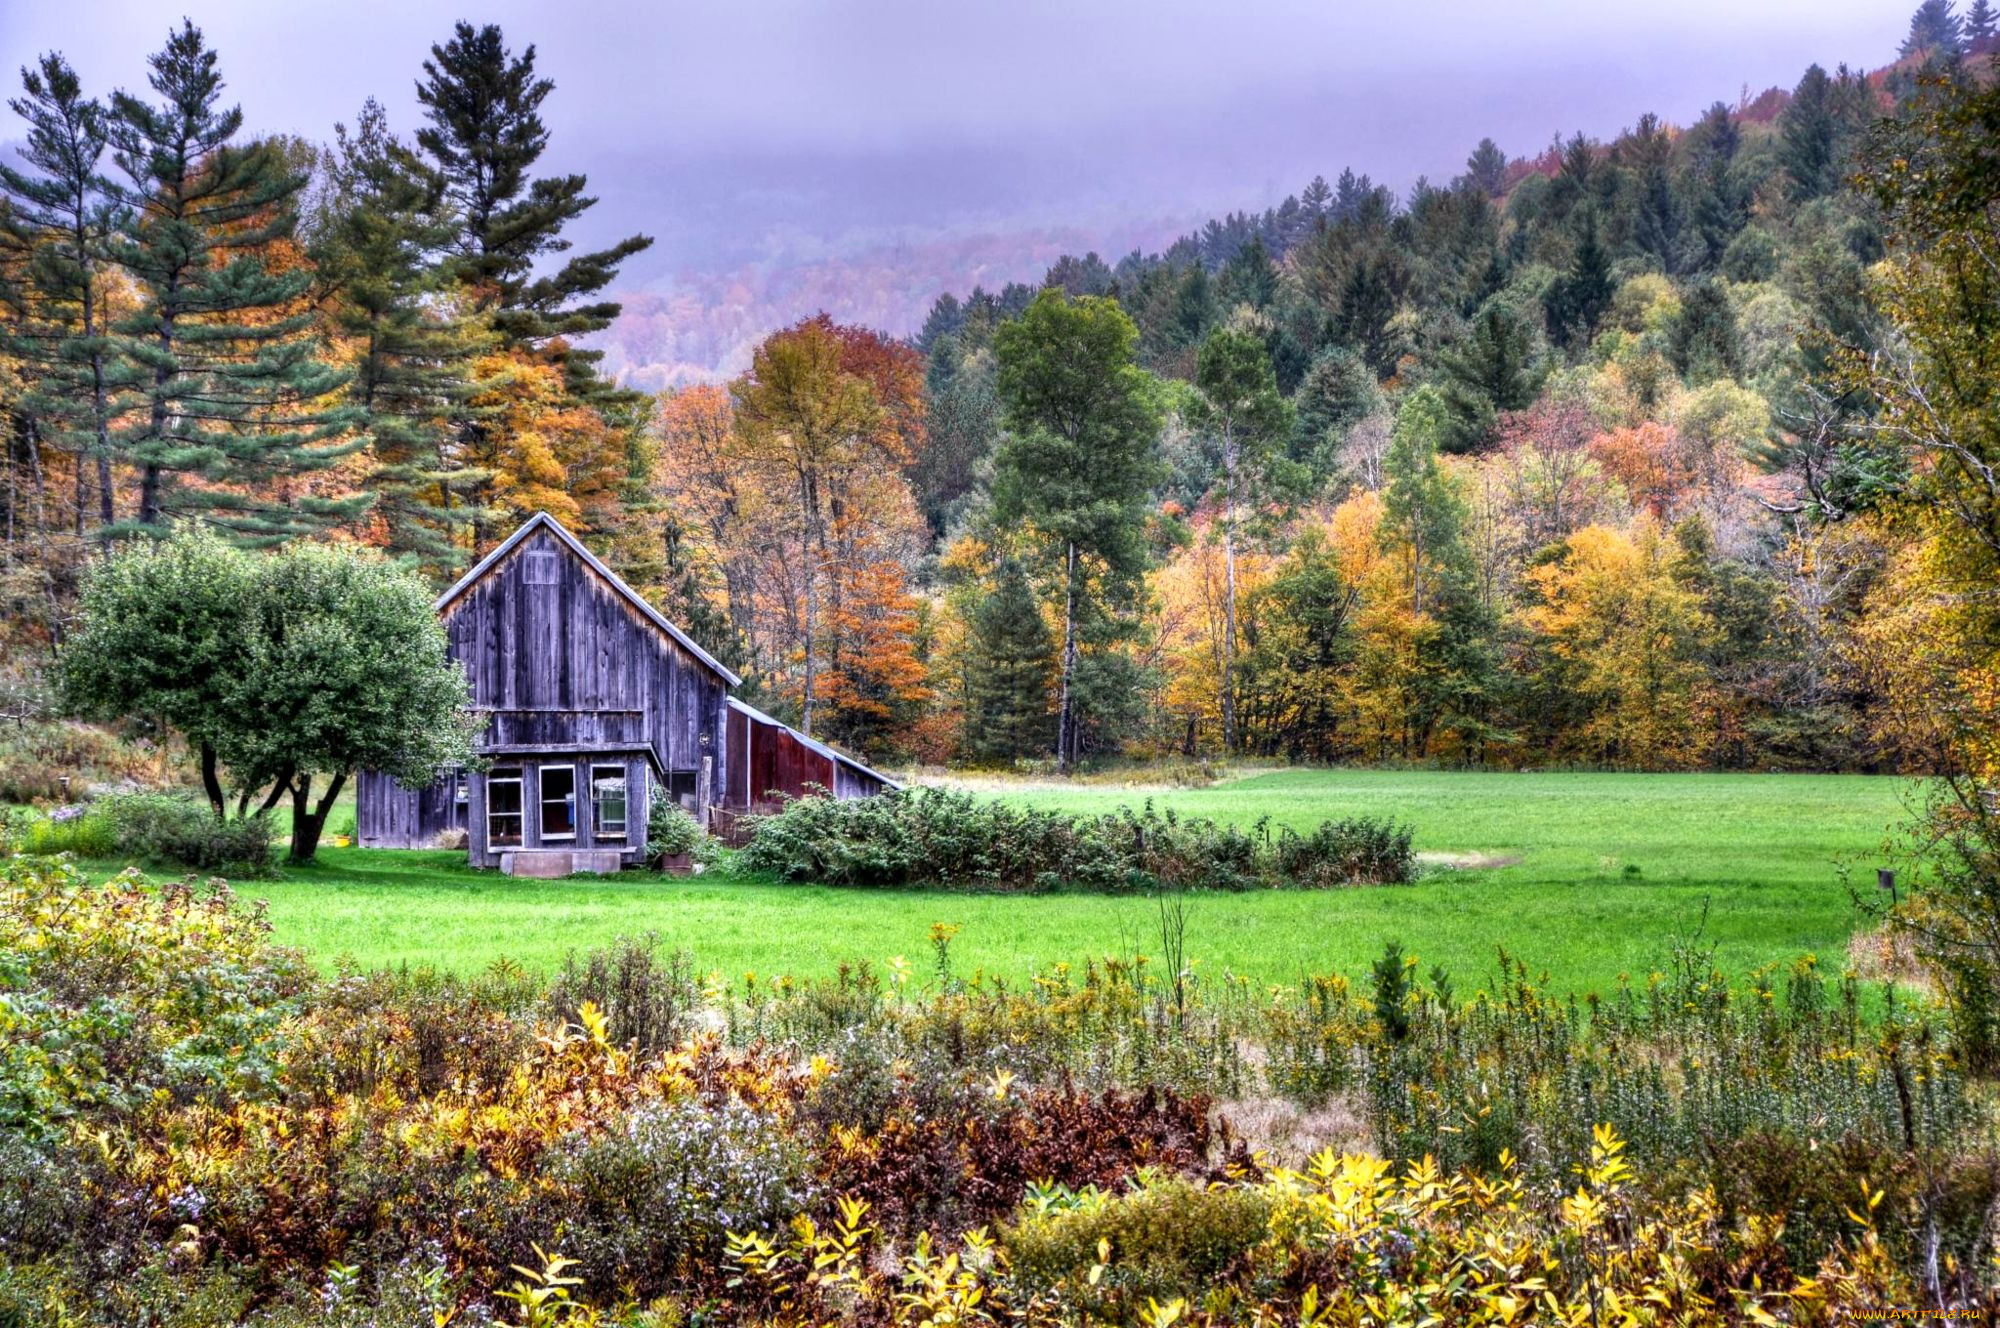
540 764 577 841
523 549 558 585
487 768 523 847
592 765 627 837
452 769 468 805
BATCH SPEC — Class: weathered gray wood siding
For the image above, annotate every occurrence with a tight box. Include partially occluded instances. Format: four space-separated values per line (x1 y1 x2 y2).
357 521 734 862
356 767 463 848
440 529 727 783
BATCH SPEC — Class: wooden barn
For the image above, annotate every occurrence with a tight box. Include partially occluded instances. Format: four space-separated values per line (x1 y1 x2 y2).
357 512 895 874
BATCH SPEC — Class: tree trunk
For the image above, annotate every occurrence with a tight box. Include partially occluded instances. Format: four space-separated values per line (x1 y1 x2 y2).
1222 524 1239 753
799 468 821 737
199 741 226 819
1057 540 1079 775
1220 420 1239 753
21 422 63 644
78 220 115 536
288 769 348 865
140 304 175 526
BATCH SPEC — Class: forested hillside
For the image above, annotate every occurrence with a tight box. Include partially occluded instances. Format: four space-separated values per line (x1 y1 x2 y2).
2 4 1996 775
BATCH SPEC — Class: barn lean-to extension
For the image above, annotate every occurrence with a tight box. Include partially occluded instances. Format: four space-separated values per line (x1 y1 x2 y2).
356 512 895 875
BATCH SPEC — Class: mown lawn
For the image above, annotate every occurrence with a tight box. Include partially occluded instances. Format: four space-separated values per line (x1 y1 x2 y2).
93 768 1908 994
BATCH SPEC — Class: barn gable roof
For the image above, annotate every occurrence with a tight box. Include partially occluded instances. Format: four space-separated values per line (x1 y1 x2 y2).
438 512 742 687
728 696 903 791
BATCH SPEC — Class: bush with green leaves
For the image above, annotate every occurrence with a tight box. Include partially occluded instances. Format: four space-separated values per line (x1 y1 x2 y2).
646 786 705 859
739 785 1410 892
98 792 276 874
546 934 701 1054
0 856 309 1136
1273 816 1416 886
1001 1177 1274 1323
12 805 118 857
57 526 476 865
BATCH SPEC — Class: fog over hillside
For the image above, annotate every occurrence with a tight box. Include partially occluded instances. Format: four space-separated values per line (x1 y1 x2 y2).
1 0 1904 384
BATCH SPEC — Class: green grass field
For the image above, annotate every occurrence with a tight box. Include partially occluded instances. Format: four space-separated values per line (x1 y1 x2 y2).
115 768 1908 994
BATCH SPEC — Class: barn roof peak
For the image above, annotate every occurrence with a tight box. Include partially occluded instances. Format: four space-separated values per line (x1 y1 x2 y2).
438 511 743 687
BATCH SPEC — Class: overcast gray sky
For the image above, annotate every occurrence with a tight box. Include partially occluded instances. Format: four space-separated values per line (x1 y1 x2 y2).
0 1 1909 378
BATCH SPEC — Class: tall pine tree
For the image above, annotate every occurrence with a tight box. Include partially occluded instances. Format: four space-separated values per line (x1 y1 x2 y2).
411 22 654 551
992 289 1162 772
0 53 124 537
413 22 651 388
312 98 491 576
108 20 362 542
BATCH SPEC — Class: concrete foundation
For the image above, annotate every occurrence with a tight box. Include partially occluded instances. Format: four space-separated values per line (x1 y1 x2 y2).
500 849 623 878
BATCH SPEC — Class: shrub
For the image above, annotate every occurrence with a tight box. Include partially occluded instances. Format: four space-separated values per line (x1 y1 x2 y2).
0 857 309 1134
1274 816 1417 885
646 786 705 858
0 759 65 805
1002 1178 1274 1325
544 1098 808 1297
546 935 701 1055
741 786 1408 893
97 792 275 874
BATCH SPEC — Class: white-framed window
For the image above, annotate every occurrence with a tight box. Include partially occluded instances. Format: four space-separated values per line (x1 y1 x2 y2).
539 763 577 841
592 764 628 839
487 767 523 847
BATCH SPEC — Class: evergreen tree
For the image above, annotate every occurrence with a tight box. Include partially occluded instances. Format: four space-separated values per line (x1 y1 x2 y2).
992 289 1162 772
1779 65 1841 204
1903 0 1966 58
1969 0 1997 47
657 508 743 673
1218 236 1279 311
1290 347 1378 483
1542 215 1613 351
1299 174 1332 220
0 53 124 536
1464 137 1509 198
965 558 1055 761
313 99 492 575
1435 297 1546 451
414 21 651 387
1683 101 1746 267
107 21 362 541
1625 114 1688 273
1667 279 1743 384
1336 257 1401 378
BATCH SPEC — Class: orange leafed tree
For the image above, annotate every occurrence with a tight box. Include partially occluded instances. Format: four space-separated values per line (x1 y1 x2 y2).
728 316 930 751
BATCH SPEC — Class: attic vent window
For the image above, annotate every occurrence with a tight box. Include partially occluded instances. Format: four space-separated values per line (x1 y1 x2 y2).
523 550 558 585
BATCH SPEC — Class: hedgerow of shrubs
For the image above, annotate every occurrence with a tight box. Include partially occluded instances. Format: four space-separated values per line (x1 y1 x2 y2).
739 785 1415 891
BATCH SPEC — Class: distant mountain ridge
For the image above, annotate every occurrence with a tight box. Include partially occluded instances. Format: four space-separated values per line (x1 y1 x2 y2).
592 36 1963 389
592 218 1195 388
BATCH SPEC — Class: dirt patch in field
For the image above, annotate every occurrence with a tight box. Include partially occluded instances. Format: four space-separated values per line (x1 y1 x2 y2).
1418 850 1522 871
